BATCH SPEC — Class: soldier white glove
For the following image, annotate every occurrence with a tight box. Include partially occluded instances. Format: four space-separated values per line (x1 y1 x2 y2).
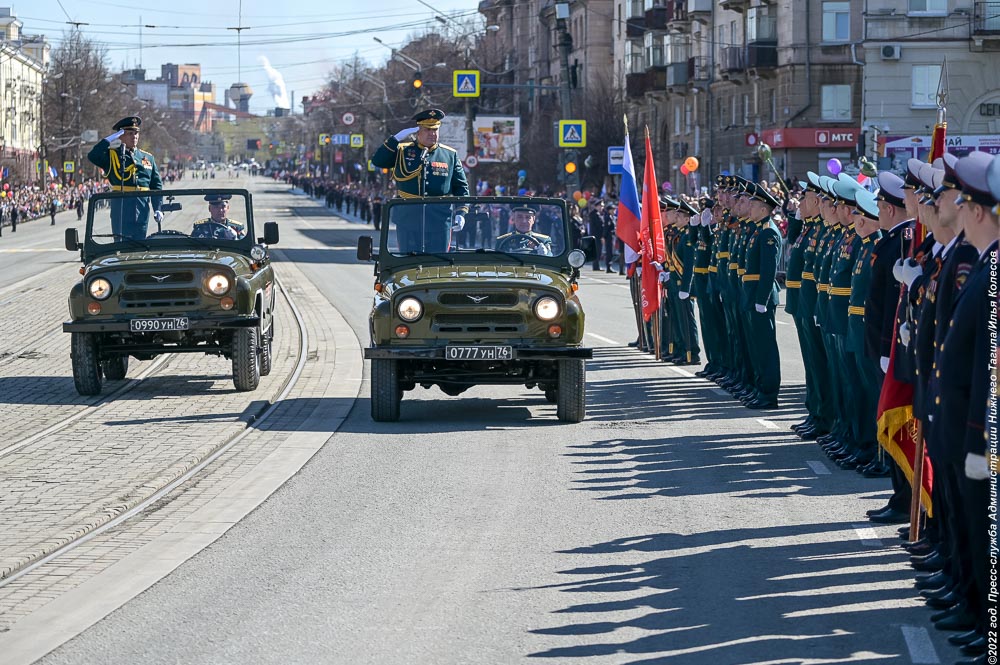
658 271 670 283
451 214 465 231
965 453 990 480
651 261 665 272
103 129 125 144
899 321 911 347
755 303 767 314
394 127 419 141
891 258 905 282
880 356 889 373
688 215 700 227
899 259 922 288
679 291 690 300
701 209 713 226
153 210 163 224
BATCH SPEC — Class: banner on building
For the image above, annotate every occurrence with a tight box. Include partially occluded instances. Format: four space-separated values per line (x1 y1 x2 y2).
881 134 1000 173
473 116 520 163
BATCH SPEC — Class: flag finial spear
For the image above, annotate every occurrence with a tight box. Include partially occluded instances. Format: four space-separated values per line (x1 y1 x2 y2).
935 56 949 125
623 114 629 135
644 125 649 140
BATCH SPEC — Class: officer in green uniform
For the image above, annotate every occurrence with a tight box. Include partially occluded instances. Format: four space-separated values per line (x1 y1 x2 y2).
193 194 246 240
87 116 163 239
740 182 783 409
672 197 701 364
371 108 470 253
692 199 722 378
495 206 552 255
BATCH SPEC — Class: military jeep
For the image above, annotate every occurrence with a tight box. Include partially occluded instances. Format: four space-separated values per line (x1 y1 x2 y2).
357 197 594 422
63 188 279 396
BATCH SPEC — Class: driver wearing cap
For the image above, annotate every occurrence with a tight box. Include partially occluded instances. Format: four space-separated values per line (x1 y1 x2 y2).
495 206 552 256
193 194 246 239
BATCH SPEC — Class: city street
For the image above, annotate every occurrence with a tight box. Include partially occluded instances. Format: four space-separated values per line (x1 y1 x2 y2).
0 176 961 664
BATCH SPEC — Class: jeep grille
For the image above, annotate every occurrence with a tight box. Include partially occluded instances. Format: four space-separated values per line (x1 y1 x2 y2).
125 271 195 285
120 289 200 309
438 292 518 307
434 313 524 333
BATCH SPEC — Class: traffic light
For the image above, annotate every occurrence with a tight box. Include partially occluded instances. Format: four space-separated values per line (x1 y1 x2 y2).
412 70 423 89
324 135 332 145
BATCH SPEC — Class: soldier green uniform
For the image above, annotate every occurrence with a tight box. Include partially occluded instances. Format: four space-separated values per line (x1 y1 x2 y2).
692 203 723 377
193 194 246 240
87 115 162 239
371 108 470 253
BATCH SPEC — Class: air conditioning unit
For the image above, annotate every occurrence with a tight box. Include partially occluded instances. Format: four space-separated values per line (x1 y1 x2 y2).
881 44 902 60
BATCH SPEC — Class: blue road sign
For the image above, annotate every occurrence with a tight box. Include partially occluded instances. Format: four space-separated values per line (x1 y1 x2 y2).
558 120 586 148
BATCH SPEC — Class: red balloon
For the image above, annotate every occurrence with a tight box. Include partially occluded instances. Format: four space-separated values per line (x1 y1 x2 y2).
2 183 8 191
583 191 592 200
680 164 690 176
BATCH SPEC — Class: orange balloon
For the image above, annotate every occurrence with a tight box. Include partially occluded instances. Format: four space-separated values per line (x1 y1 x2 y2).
572 190 582 200
684 157 699 172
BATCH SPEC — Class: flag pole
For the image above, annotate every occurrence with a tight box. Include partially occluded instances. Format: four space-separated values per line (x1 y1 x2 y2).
645 125 662 361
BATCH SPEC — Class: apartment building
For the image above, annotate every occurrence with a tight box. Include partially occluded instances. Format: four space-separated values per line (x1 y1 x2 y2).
0 8 48 182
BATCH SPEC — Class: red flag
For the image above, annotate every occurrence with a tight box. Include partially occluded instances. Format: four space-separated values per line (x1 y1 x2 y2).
639 134 665 321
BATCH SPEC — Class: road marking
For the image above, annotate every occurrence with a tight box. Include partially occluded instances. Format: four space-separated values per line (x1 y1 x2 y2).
852 523 884 547
669 366 695 377
901 626 940 664
807 460 832 475
755 418 779 429
585 332 620 345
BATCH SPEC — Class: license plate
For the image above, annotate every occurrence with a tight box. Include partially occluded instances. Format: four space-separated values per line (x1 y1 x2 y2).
445 345 512 361
129 317 190 332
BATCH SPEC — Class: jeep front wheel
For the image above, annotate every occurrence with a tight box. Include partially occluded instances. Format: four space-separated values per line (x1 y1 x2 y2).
232 327 261 391
556 359 586 423
371 357 401 422
71 332 103 396
102 355 129 381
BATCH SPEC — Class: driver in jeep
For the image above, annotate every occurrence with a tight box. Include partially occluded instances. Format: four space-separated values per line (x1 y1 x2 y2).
192 194 247 239
494 206 552 256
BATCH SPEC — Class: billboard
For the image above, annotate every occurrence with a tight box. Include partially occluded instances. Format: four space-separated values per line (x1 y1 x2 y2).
881 134 1000 174
473 116 520 163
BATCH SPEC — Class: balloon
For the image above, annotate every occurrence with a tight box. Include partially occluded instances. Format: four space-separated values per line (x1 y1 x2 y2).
2 183 8 190
517 169 527 178
1 191 6 198
517 188 527 196
684 157 699 172
661 181 670 191
572 190 582 201
577 198 587 208
680 164 690 176
583 191 592 200
826 158 842 175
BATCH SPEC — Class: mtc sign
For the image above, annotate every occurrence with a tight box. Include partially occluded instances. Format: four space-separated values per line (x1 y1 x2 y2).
759 128 860 149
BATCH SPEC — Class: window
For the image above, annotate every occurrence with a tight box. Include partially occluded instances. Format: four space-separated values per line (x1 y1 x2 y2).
821 84 852 120
769 89 777 123
742 93 750 125
912 65 942 107
674 104 682 136
822 1 851 42
685 102 692 134
908 0 947 13
731 96 738 127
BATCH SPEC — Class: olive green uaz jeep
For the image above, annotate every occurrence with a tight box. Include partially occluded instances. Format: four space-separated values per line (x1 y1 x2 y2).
63 188 279 395
357 197 594 422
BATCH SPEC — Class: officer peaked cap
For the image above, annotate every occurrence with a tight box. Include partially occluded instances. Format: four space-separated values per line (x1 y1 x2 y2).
413 108 445 129
205 194 232 203
954 150 997 207
876 171 906 208
113 116 142 131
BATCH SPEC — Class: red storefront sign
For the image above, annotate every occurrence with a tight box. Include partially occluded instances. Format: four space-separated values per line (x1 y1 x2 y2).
759 128 860 149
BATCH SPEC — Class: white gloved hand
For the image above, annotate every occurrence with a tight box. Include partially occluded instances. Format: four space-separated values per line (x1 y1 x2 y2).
153 210 163 224
658 271 670 284
755 303 767 314
880 356 890 373
394 127 419 141
701 209 713 226
891 258 905 283
688 215 700 227
679 291 690 300
899 321 911 347
451 214 465 232
651 261 664 272
103 129 125 144
900 258 922 289
965 453 990 480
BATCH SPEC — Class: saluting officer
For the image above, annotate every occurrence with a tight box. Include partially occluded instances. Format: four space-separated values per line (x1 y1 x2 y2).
371 108 470 253
87 116 163 239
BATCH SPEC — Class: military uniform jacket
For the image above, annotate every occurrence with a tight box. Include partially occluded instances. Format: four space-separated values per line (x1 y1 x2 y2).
911 238 944 421
865 221 911 361
847 231 880 355
895 234 938 384
927 240 995 464
87 140 162 191
711 213 732 296
371 137 470 200
693 225 713 296
730 219 750 303
815 225 845 328
828 228 860 336
785 216 818 317
741 218 781 310
962 242 998 459
799 222 830 322
677 226 698 294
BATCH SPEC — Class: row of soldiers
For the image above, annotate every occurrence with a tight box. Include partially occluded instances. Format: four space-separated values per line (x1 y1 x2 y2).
630 152 998 663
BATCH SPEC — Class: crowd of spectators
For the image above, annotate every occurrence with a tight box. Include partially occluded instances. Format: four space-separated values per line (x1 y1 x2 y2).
0 179 112 233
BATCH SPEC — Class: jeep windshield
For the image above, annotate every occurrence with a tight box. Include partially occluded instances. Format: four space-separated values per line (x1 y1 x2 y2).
383 198 570 259
85 189 255 254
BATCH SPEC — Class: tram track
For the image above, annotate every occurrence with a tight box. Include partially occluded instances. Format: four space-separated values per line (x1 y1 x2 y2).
0 275 308 588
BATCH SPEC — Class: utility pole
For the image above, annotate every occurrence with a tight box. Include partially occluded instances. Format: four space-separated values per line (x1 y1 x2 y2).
554 2 578 192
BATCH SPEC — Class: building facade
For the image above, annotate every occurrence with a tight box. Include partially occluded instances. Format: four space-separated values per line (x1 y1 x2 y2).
0 8 48 183
125 63 218 133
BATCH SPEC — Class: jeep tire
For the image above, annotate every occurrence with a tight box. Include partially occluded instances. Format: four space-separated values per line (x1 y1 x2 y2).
371 357 401 422
71 332 103 396
556 359 586 423
232 327 261 391
101 355 129 381
260 325 273 377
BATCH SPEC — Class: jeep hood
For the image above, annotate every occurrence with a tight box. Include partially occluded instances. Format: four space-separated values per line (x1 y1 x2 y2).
385 264 572 293
86 251 252 273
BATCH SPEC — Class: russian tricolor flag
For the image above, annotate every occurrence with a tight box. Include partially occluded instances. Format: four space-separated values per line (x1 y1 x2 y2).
615 129 641 253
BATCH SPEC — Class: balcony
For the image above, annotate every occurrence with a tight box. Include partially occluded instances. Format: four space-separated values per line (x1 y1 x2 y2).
687 56 710 83
719 46 747 81
627 16 646 38
688 0 712 23
645 4 671 31
626 72 648 98
669 0 691 32
666 62 689 90
973 2 1000 44
747 44 778 70
719 0 748 13
747 13 777 43
647 65 667 90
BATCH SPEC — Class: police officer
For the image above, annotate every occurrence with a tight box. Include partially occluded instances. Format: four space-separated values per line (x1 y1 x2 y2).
193 194 246 239
371 108 470 253
87 116 163 239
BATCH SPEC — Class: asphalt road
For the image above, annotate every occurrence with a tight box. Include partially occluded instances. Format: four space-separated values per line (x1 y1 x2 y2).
23 177 955 664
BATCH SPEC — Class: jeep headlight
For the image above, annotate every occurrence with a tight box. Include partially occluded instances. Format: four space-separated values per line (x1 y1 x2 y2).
88 277 112 300
205 273 231 296
534 296 560 321
250 244 267 261
397 297 423 322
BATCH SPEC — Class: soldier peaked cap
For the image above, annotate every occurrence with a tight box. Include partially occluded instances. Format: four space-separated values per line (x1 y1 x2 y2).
413 108 445 129
987 154 1000 205
905 158 924 188
934 153 960 195
954 150 998 207
876 170 906 208
113 116 141 131
511 205 537 215
204 193 233 202
805 171 824 193
834 172 864 203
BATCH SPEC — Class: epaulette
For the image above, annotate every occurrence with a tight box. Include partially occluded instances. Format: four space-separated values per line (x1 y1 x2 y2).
437 143 457 153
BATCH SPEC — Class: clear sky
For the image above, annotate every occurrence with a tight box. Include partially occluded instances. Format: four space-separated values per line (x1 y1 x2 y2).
15 0 481 113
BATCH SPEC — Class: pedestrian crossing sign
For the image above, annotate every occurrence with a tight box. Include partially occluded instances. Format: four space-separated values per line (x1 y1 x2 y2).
558 120 586 148
453 70 480 98
63 161 75 173
350 134 364 148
